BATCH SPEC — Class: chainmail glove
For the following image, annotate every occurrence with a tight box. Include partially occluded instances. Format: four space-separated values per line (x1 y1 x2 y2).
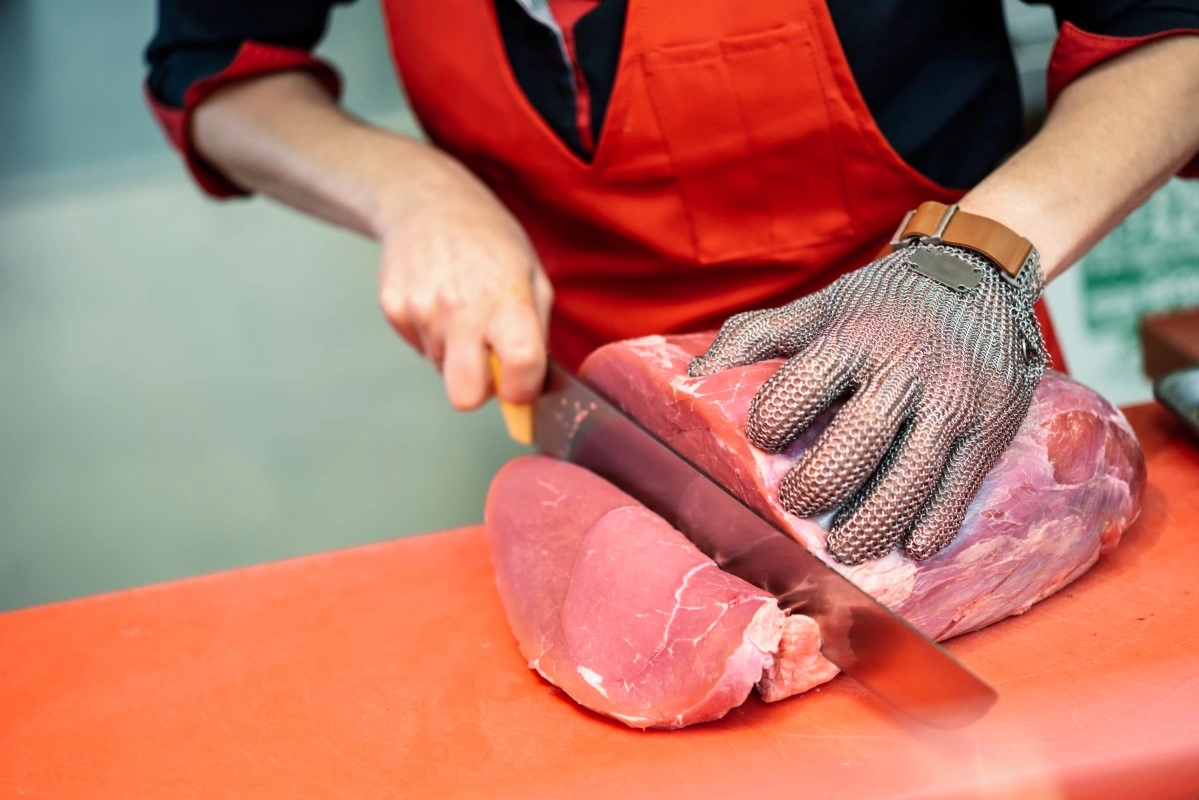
689 238 1048 565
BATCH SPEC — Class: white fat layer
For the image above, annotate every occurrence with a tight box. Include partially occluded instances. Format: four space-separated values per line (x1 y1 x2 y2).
577 665 609 697
745 600 785 655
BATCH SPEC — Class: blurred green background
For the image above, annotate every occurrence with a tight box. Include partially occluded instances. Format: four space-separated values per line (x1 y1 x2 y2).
0 1 1195 610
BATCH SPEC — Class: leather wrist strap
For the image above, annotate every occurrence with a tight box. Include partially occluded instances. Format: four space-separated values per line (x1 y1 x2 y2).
890 201 1033 278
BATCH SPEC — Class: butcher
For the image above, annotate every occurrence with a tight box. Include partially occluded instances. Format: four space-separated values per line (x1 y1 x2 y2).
144 1 1199 563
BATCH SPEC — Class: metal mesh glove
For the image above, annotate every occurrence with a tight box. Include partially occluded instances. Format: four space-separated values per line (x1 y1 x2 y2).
689 241 1047 565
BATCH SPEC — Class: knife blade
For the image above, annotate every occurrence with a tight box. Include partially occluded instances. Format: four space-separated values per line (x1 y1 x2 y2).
492 357 997 727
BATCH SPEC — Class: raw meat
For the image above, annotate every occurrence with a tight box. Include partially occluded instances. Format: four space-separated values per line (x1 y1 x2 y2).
484 455 834 729
579 333 1146 644
484 333 1144 728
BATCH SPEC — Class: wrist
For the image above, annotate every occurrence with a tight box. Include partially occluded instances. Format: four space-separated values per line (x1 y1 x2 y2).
366 138 491 238
886 202 1049 376
957 178 1073 283
891 201 1042 299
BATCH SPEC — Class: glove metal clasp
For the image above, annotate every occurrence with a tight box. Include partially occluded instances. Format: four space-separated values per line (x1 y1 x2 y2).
905 248 982 293
891 205 981 293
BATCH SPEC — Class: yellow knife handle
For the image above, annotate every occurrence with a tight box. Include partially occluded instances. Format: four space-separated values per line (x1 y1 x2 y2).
489 353 534 445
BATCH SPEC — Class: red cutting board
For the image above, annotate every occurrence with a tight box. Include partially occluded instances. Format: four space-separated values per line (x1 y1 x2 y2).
1 404 1197 799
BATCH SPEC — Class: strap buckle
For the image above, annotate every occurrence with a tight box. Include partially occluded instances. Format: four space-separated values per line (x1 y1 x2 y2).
890 203 959 249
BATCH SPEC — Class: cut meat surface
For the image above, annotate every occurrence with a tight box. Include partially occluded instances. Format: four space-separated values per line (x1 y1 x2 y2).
579 333 1147 645
484 456 832 728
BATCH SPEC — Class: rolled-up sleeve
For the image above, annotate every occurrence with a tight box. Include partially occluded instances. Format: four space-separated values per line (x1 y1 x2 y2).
144 0 350 197
1038 0 1199 177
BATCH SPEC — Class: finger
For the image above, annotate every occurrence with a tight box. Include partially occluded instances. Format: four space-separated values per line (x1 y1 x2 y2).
442 315 490 411
380 278 450 368
744 343 863 453
823 413 959 565
531 268 554 335
689 295 825 377
379 284 422 353
487 299 548 404
687 310 761 376
903 418 1019 560
419 324 447 370
778 370 919 516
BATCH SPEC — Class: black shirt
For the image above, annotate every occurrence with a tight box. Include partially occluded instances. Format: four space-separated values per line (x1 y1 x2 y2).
146 0 1199 189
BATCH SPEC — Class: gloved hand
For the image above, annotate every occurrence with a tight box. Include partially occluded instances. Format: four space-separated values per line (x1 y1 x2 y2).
689 238 1047 565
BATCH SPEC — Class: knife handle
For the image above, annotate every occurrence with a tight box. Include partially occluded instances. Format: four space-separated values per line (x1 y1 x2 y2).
489 353 534 445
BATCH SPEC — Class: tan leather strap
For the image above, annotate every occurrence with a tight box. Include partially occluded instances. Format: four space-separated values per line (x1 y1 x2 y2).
891 201 1032 278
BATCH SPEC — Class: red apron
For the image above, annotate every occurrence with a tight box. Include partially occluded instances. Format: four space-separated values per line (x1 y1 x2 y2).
382 0 1065 371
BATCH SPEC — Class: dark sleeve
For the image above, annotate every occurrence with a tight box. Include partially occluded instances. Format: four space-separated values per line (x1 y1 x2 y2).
1031 0 1199 177
1033 0 1199 37
144 0 352 197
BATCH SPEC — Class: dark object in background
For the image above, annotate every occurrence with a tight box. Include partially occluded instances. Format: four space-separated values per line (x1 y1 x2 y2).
1154 367 1199 442
1140 307 1199 380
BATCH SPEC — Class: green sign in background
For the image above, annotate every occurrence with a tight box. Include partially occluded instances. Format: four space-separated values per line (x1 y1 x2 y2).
1080 180 1199 343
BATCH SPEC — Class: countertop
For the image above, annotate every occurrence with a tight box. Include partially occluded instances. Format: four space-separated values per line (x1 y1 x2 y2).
2 404 1197 799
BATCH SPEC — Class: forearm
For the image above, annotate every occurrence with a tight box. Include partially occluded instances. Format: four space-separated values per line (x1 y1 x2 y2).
193 69 551 409
190 70 467 238
959 34 1199 281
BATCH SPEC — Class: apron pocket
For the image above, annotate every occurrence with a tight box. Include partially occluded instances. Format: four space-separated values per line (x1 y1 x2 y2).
642 22 855 265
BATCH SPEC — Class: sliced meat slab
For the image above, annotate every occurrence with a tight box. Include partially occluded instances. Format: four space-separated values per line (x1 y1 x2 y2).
485 455 835 729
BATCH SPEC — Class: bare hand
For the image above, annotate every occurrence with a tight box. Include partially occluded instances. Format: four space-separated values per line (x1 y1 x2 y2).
374 156 553 411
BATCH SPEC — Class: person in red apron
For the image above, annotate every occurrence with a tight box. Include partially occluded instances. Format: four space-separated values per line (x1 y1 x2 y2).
144 1 1199 562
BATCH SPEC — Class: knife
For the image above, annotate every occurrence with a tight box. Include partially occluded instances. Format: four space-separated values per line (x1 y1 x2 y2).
491 356 997 727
